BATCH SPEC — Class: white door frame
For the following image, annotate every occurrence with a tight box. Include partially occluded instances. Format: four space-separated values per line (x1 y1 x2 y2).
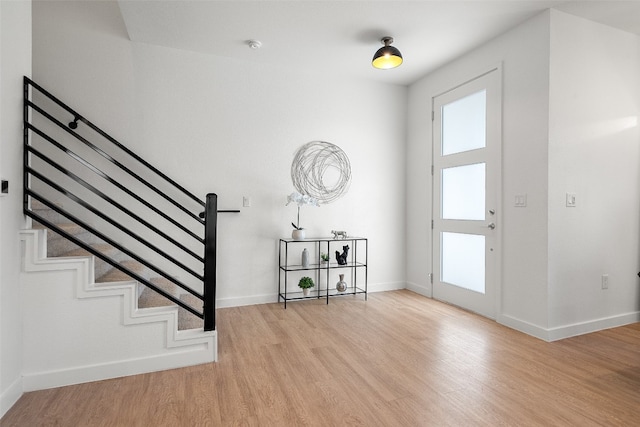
431 65 502 319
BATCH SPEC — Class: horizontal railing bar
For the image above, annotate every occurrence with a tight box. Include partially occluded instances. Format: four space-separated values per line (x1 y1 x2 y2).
27 140 204 262
199 210 240 218
24 76 217 329
25 77 205 208
27 123 204 243
25 203 204 319
26 159 204 282
26 99 204 224
26 186 204 299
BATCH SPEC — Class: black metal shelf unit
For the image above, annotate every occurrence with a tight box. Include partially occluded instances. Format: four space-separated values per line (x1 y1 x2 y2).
278 237 367 308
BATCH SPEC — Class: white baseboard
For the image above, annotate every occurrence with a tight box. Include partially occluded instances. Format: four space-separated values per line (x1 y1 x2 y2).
368 281 405 293
0 376 23 419
216 294 276 308
546 311 640 341
216 281 407 308
497 314 551 341
21 339 215 392
406 281 431 297
499 311 640 342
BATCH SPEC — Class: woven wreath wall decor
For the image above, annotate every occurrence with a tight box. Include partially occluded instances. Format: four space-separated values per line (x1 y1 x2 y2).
291 141 351 204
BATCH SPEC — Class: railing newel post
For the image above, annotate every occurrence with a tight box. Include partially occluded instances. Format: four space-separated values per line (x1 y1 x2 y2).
203 193 218 331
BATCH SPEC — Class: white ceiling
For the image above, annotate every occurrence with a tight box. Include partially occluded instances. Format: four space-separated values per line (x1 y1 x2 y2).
117 1 640 86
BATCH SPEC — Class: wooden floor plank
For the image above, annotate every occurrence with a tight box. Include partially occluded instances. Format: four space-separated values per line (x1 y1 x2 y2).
3 290 639 426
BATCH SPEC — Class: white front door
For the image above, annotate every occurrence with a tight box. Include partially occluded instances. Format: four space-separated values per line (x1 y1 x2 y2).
432 69 501 319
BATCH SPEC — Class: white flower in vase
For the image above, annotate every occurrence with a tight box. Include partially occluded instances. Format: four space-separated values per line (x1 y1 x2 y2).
286 191 319 240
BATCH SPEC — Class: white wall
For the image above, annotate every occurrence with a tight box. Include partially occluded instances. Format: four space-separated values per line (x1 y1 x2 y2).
0 0 31 417
408 9 640 340
32 1 407 307
548 10 640 336
407 12 552 334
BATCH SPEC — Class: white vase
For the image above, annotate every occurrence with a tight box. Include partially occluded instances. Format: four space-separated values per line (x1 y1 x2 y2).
303 288 310 296
292 229 306 240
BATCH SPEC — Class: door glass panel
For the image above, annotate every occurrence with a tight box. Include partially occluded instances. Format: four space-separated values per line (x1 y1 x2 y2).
441 232 485 294
441 89 486 156
442 163 485 220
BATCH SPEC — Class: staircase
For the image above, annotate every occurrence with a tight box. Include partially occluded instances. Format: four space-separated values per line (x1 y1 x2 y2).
19 77 228 391
30 200 202 331
20 226 216 391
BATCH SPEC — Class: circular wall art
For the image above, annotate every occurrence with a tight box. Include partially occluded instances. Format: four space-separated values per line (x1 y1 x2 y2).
291 141 351 204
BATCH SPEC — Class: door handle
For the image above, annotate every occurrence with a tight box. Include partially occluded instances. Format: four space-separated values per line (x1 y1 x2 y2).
488 222 496 230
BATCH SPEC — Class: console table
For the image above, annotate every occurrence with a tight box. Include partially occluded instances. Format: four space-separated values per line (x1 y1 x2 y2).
278 237 368 308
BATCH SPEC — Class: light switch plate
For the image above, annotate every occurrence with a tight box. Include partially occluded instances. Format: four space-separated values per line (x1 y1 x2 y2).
566 193 576 207
514 194 527 207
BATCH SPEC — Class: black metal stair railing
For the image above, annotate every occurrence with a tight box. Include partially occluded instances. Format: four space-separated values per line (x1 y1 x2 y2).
23 76 233 331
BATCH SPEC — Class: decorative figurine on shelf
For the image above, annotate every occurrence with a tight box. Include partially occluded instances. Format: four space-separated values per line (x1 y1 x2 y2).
335 245 349 265
331 230 348 239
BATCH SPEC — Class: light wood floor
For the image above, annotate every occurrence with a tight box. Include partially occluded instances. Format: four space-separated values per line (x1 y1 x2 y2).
3 290 640 426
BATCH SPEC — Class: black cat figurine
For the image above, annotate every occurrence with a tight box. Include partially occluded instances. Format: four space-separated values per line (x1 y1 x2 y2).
335 245 349 265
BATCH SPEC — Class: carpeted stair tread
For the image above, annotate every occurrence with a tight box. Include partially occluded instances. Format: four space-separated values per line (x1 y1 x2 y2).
138 283 175 309
96 269 136 283
31 221 47 230
137 277 179 307
150 276 179 295
30 199 58 211
53 242 134 282
33 221 83 235
61 243 114 258
137 278 203 330
60 247 92 258
33 221 95 258
177 293 204 330
95 259 146 283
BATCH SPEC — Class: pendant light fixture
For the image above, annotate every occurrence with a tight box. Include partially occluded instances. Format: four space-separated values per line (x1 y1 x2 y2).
372 36 403 69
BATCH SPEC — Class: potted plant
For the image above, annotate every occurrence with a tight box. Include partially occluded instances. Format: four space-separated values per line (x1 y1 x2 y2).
298 276 315 296
320 253 330 265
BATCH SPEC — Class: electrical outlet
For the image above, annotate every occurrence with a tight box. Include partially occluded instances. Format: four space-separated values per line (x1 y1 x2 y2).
243 196 251 207
602 274 609 290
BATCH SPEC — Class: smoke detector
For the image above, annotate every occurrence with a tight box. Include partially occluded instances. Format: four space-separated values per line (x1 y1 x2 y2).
247 40 262 50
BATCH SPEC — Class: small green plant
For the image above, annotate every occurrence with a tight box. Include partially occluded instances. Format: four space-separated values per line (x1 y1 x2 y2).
298 276 315 289
320 253 330 262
